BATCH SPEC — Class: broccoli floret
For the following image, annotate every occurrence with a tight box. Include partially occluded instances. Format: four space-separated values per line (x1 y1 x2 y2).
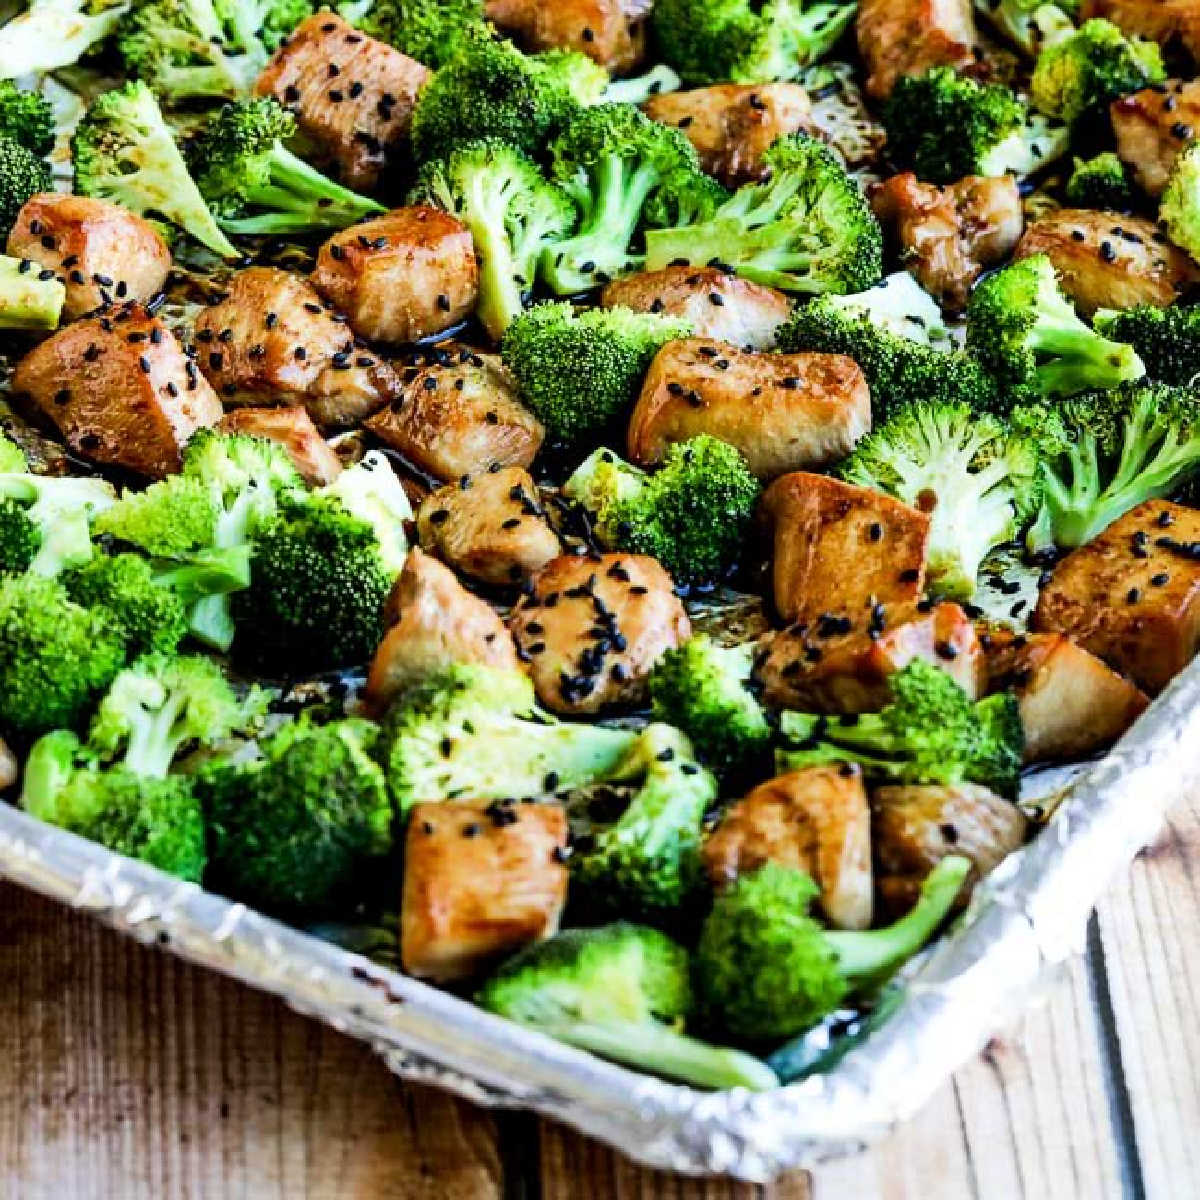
0 496 38 574
838 402 1040 599
1012 384 1200 549
94 474 218 559
695 857 970 1039
72 81 238 260
563 436 761 583
344 0 486 67
882 68 1069 186
1094 303 1200 386
1160 140 1200 265
20 729 206 880
253 0 312 50
190 98 386 236
0 0 127 77
644 134 882 294
200 716 392 913
966 254 1144 406
545 53 682 107
409 139 575 342
541 102 721 295
1031 18 1165 124
381 665 640 816
0 81 54 155
318 449 412 576
62 553 188 657
777 274 1001 419
409 31 581 163
1065 152 1132 208
651 0 856 86
0 252 65 329
974 0 1076 58
477 922 777 1089
778 660 1025 797
0 575 126 736
0 135 51 240
502 302 690 443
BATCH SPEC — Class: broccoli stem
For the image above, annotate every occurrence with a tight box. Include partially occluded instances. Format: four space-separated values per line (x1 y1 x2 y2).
1030 298 1142 396
123 687 188 779
0 255 65 330
19 731 79 823
0 2 126 77
152 545 251 651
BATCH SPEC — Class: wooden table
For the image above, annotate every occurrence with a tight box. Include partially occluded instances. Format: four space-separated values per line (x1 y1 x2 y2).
3 782 1198 1199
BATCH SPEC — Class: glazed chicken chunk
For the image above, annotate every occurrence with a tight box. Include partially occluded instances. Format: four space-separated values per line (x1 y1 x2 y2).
402 798 569 981
254 13 429 191
643 83 817 186
416 467 561 588
703 767 873 930
856 0 978 99
1111 80 1200 197
215 406 342 486
1082 0 1200 63
6 194 171 321
365 345 544 482
1035 500 1200 695
760 472 930 626
485 0 648 71
311 208 479 346
12 303 221 478
870 173 1024 310
1013 210 1199 317
193 267 400 429
629 339 871 480
601 267 791 350
508 553 691 714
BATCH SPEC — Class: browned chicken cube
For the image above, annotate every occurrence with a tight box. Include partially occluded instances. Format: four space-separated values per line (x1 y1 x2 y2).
416 467 561 588
365 345 544 482
216 406 342 486
857 0 978 99
1111 80 1200 197
984 628 1148 762
601 268 790 350
1083 0 1200 62
311 208 478 346
366 549 521 711
628 339 870 481
194 268 400 429
402 798 569 981
7 194 171 321
872 783 1027 916
12 303 221 478
254 14 429 191
508 553 691 714
761 472 930 626
870 174 1024 311
756 602 985 712
703 767 873 930
1014 210 1199 316
643 84 817 186
485 0 647 71
1034 500 1200 694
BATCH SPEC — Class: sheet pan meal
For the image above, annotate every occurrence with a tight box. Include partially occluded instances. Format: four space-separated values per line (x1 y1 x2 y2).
2 0 1200 1092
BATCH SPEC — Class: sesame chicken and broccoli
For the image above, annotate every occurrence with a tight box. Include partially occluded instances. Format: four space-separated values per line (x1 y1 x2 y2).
3 0 1200 1092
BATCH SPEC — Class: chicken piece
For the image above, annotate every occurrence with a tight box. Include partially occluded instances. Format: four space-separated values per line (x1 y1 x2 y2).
485 0 647 71
365 344 544 482
416 467 561 588
254 13 429 191
761 472 930 626
856 0 978 99
1083 0 1200 63
643 83 817 186
0 735 15 793
1013 209 1200 317
628 339 870 481
216 406 342 486
983 627 1148 762
311 208 478 346
601 267 790 350
756 602 984 712
194 268 401 429
11 303 221 478
1111 80 1200 198
402 797 569 981
508 553 691 714
871 783 1027 916
6 194 171 321
703 767 873 930
1034 499 1200 694
870 174 1024 311
366 549 521 711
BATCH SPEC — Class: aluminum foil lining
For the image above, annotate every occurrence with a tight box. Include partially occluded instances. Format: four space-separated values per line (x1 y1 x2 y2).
3 658 1198 1182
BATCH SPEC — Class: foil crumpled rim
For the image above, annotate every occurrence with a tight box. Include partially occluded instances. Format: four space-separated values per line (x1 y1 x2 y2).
2 660 1198 1182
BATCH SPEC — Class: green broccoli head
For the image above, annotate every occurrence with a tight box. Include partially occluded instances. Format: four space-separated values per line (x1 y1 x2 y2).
0 464 114 578
0 134 52 239
63 553 189 658
976 0 1076 58
0 496 39 575
695 857 970 1040
965 254 1145 406
95 475 219 558
0 0 127 77
1160 140 1200 266
202 716 393 914
254 0 314 50
1065 152 1132 209
644 134 883 295
1031 18 1165 123
1094 303 1200 387
0 81 55 156
351 0 487 66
